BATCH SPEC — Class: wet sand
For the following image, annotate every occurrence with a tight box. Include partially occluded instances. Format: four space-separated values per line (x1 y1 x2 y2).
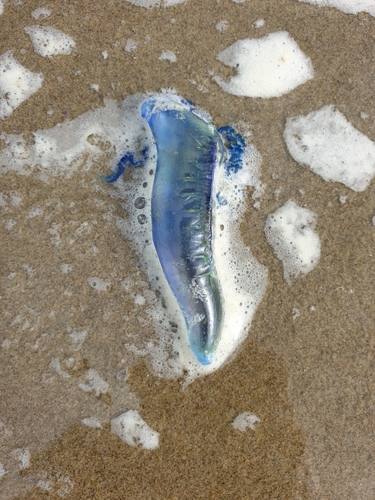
1 0 375 498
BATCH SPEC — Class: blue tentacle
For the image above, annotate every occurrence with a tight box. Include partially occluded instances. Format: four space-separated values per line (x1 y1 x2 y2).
218 125 246 175
101 148 149 183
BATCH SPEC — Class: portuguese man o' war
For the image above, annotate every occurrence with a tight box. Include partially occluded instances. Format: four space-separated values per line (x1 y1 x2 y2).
142 96 225 365
105 93 248 365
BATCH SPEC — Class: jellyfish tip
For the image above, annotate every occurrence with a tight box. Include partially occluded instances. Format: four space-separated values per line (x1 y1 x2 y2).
194 350 213 366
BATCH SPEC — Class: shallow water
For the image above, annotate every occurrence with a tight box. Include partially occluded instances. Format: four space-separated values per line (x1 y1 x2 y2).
1 0 375 498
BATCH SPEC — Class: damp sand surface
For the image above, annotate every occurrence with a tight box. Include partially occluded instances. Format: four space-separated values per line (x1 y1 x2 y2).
1 1 375 498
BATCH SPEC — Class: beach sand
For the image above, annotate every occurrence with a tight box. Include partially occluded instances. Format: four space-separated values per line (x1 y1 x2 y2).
1 0 375 498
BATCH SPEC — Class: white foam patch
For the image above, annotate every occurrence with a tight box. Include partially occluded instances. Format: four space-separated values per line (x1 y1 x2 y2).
298 0 375 16
0 1 3 16
134 294 146 305
0 191 22 207
60 264 72 273
214 31 314 98
253 18 265 28
36 480 52 492
68 329 87 350
158 50 177 62
111 410 159 449
26 206 43 218
24 26 76 58
12 448 30 470
79 369 109 397
292 307 300 320
0 463 6 479
284 105 375 192
125 39 137 52
232 412 260 431
88 277 111 291
49 357 70 378
31 7 51 19
265 200 321 284
0 51 43 119
81 417 102 429
216 20 229 31
0 92 267 383
56 475 73 498
0 420 12 437
123 0 187 6
339 195 347 204
0 97 148 181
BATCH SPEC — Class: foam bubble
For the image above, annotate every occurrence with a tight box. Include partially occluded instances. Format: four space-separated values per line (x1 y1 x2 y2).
0 421 12 437
265 200 321 284
292 308 300 320
49 357 70 378
0 463 6 480
79 369 109 397
253 18 265 28
26 206 43 218
111 410 159 449
5 219 16 230
56 475 73 498
0 51 43 119
88 277 111 291
0 191 22 207
158 50 177 62
339 195 347 204
125 39 137 52
36 480 52 492
232 412 260 431
24 26 76 58
12 448 30 470
298 0 375 16
214 31 314 98
31 7 51 19
134 294 146 305
81 417 102 429
284 105 375 192
60 264 72 274
68 329 87 350
216 20 229 31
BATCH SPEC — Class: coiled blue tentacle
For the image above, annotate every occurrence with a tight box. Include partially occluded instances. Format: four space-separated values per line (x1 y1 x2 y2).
101 148 148 183
215 125 246 206
218 125 246 175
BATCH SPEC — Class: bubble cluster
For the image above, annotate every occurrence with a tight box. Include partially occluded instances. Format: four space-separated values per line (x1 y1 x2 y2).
0 51 43 119
265 200 321 284
24 26 76 58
